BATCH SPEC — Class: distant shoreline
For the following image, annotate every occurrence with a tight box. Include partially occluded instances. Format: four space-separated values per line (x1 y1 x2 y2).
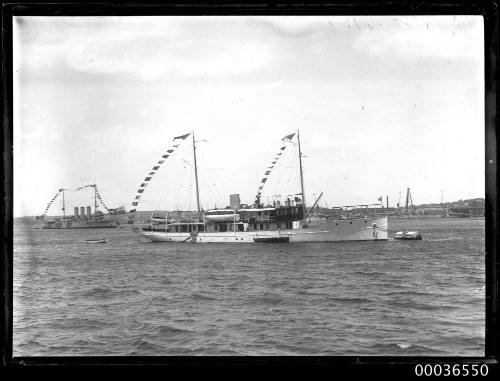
389 215 485 220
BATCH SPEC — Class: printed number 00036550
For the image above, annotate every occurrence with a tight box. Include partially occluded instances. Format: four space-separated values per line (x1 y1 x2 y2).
415 364 488 377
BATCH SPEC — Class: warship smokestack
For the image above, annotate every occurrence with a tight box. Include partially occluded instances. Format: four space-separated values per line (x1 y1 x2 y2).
87 206 92 217
80 206 85 217
74 207 79 217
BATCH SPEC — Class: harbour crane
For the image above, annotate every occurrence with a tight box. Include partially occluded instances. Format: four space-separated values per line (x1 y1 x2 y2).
404 187 415 216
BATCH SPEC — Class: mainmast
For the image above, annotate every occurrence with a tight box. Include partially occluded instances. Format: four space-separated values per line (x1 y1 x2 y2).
405 188 410 216
62 189 66 219
297 129 306 216
94 184 97 214
192 131 201 219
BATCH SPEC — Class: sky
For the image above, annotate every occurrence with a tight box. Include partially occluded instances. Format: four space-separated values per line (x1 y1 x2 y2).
13 15 485 217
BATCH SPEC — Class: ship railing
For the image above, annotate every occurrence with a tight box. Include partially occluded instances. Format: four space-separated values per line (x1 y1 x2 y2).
254 216 277 222
242 216 281 223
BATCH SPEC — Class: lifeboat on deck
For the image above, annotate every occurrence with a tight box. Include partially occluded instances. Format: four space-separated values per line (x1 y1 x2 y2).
204 210 240 222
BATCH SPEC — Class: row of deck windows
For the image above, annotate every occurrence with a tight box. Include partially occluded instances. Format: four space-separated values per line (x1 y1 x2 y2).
164 225 205 232
213 224 245 232
251 222 284 230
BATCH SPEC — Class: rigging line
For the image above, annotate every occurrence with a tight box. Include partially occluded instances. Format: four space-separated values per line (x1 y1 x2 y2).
303 169 325 198
212 171 227 204
180 159 191 210
93 184 110 211
263 150 294 201
294 161 299 198
290 151 297 190
312 148 343 174
199 168 221 208
304 176 323 196
285 155 292 189
282 150 296 196
272 148 289 190
188 158 193 211
198 167 263 170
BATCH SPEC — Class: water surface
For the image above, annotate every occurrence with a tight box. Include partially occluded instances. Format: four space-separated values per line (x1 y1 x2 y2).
13 217 485 356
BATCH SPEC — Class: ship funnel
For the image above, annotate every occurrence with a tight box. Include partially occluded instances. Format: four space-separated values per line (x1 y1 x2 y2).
230 194 241 210
74 207 79 217
80 206 85 217
87 206 92 217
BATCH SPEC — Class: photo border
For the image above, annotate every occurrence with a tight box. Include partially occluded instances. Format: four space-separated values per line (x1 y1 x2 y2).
2 1 498 376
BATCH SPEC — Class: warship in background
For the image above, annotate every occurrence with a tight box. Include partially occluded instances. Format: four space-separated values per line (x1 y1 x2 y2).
41 206 117 229
38 184 118 229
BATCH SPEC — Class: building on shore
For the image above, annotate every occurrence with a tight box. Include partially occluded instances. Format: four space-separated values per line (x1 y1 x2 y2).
415 198 484 217
415 206 445 216
322 206 398 217
448 206 484 217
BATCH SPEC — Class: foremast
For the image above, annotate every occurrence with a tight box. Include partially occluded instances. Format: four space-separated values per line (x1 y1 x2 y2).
296 129 306 218
192 130 201 220
94 183 98 214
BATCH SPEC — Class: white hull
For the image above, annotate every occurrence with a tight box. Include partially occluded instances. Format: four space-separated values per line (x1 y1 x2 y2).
137 216 388 243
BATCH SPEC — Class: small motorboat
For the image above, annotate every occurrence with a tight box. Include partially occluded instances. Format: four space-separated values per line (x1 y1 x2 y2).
254 236 290 243
394 231 422 240
82 239 109 243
